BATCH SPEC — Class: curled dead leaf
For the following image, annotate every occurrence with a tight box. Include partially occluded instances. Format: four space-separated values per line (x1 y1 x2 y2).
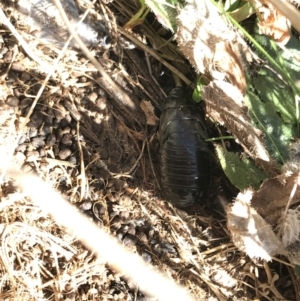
251 173 300 226
278 208 300 265
227 190 282 261
203 80 279 177
255 0 291 44
177 0 246 93
140 100 159 126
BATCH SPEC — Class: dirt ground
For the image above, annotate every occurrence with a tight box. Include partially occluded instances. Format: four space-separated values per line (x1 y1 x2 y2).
0 0 299 300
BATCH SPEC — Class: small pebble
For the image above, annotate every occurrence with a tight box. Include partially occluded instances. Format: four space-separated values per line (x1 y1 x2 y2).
29 128 38 138
16 143 27 153
44 115 53 126
113 179 127 190
11 61 25 72
39 148 46 157
122 234 137 247
26 150 40 162
54 104 67 120
111 216 122 231
3 50 13 63
127 224 136 236
53 119 61 129
14 152 26 166
68 156 77 164
88 92 98 102
61 133 73 145
20 98 33 108
119 211 130 220
61 127 71 134
137 232 148 243
13 88 23 98
18 135 26 145
20 72 31 82
31 136 45 148
58 148 71 160
47 107 56 118
23 163 34 173
116 233 123 242
93 203 105 216
46 134 56 147
39 126 51 136
6 95 19 107
96 97 107 110
141 252 152 264
61 116 71 127
80 200 92 211
28 111 44 128
53 145 60 156
0 46 8 58
56 130 63 143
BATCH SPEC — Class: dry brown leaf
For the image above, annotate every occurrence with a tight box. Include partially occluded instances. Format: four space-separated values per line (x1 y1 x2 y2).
278 208 300 264
140 99 159 126
227 190 282 261
251 173 300 225
255 0 291 44
203 80 279 177
177 0 246 93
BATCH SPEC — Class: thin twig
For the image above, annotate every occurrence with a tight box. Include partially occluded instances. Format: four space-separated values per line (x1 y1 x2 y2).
117 26 194 88
0 8 50 69
52 0 137 110
9 168 196 301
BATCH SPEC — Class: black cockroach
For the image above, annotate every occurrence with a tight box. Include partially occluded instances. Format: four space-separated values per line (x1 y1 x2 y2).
159 87 211 208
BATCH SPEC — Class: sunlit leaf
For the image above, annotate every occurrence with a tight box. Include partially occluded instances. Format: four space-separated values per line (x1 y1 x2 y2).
216 145 267 190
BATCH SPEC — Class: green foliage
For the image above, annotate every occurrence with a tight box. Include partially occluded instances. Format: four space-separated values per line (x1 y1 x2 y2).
295 265 300 277
139 0 183 32
245 84 295 164
244 32 300 164
253 32 300 93
216 145 267 190
224 0 244 11
192 76 206 103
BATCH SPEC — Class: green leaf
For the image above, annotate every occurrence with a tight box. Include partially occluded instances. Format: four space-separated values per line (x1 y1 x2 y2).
192 76 206 102
224 0 245 12
228 2 255 22
251 68 296 123
216 145 267 190
295 265 300 277
144 0 182 32
245 82 295 164
244 32 300 165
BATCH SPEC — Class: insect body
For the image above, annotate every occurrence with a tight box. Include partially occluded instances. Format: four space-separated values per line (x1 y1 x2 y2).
159 87 211 208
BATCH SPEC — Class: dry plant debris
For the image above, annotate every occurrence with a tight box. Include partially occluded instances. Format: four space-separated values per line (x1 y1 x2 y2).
176 0 246 93
0 0 298 300
176 0 281 177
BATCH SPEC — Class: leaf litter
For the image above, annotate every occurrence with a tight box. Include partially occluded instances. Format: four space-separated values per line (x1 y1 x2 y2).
0 0 299 300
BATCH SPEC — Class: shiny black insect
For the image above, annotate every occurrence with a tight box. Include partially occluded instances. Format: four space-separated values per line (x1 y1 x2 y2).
159 87 211 208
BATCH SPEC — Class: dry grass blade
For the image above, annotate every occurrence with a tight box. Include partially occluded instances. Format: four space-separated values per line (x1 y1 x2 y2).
117 26 193 88
52 0 140 115
0 0 298 299
0 8 50 69
8 168 196 301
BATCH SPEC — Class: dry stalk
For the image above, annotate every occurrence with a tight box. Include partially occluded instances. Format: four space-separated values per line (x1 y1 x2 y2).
8 168 196 301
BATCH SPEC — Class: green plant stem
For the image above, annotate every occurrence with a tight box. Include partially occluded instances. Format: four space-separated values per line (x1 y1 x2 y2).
206 136 235 142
